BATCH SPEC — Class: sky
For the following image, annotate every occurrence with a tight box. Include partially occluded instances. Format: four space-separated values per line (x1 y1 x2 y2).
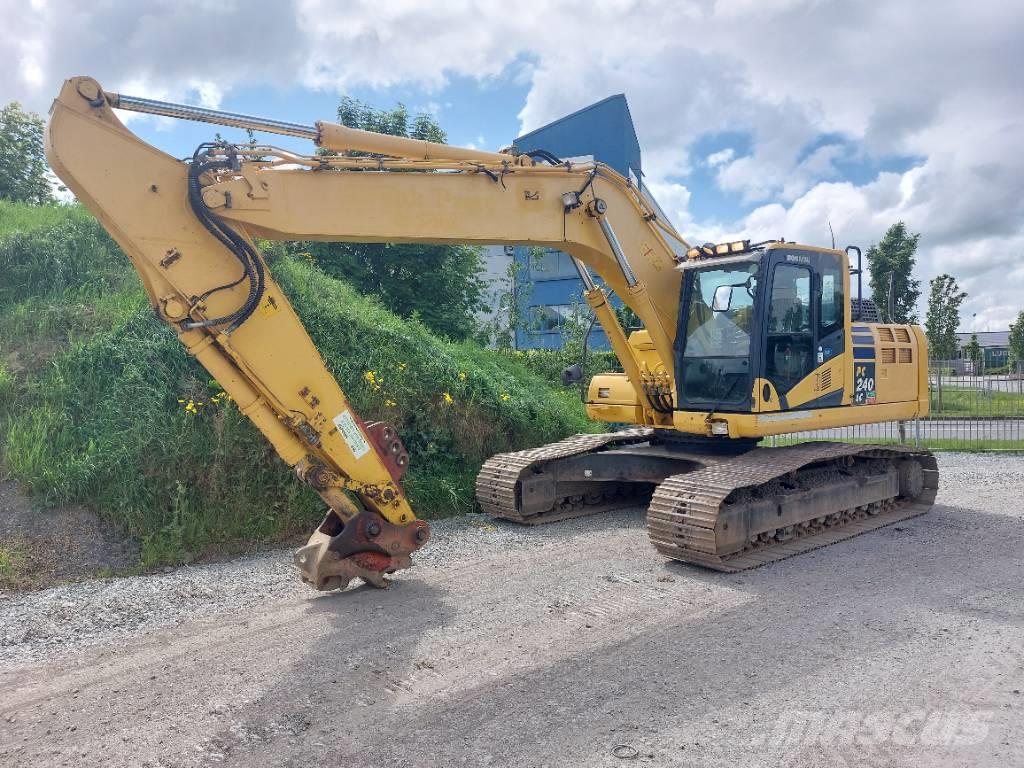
4 0 1022 331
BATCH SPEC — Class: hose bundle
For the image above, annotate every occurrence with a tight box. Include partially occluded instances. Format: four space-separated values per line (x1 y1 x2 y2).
181 143 266 333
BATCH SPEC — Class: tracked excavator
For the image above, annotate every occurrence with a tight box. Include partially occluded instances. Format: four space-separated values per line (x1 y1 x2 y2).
44 77 937 591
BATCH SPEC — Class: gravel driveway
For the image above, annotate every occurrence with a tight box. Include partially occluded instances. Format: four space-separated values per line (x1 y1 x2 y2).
1 452 1022 767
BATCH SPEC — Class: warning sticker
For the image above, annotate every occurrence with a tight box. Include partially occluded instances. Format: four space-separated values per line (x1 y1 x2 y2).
333 410 371 459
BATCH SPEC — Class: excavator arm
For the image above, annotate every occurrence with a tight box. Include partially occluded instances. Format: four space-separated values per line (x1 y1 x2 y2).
45 77 688 590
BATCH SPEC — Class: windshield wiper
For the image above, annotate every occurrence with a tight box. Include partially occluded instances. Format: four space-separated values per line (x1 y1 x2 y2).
706 377 739 423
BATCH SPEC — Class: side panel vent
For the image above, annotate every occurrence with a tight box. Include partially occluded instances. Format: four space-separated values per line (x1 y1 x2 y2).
899 348 913 363
878 327 895 342
814 368 833 392
895 328 911 343
881 347 897 364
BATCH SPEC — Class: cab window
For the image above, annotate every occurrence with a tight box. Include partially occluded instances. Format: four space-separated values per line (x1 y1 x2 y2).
766 264 813 394
819 257 844 336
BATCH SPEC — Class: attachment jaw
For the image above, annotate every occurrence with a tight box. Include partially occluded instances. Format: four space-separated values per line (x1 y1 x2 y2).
293 509 430 591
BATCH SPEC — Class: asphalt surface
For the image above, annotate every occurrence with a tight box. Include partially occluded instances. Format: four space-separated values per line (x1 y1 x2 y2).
1 452 1022 767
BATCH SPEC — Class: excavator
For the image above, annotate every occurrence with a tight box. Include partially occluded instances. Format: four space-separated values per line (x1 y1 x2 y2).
44 77 938 591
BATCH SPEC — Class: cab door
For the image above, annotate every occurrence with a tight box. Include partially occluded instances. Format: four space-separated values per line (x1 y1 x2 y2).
755 249 846 412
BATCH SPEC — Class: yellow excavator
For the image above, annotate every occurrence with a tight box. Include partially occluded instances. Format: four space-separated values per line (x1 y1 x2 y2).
44 77 937 590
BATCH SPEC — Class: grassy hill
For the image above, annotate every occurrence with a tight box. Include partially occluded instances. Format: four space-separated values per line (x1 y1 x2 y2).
0 201 599 565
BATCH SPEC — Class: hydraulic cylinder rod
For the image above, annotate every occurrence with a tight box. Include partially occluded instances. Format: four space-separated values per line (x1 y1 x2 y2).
107 93 319 140
106 91 521 164
597 217 638 287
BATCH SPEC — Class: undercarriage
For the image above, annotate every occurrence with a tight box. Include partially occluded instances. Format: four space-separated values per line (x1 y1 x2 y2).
476 431 937 570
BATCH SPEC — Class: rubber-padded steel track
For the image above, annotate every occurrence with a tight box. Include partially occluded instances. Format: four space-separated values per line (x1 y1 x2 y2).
475 428 654 523
647 442 939 571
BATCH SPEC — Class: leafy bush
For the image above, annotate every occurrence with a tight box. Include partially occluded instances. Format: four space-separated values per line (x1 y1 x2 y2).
510 348 620 389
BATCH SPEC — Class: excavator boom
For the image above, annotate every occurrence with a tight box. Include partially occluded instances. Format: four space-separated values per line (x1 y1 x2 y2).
45 76 937 589
45 77 687 589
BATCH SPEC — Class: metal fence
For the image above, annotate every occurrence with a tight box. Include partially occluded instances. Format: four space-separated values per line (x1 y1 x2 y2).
779 359 1024 449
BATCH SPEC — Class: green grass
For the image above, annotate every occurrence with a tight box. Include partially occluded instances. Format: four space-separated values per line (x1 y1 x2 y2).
511 347 620 386
0 289 147 374
917 439 1022 451
0 207 133 306
929 387 1024 417
776 435 1022 452
0 200 96 238
2 229 598 565
0 539 32 590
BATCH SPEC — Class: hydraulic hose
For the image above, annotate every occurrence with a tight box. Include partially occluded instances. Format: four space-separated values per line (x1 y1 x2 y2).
180 144 266 332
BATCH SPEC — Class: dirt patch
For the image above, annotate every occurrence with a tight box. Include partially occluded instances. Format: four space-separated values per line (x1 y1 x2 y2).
0 479 139 590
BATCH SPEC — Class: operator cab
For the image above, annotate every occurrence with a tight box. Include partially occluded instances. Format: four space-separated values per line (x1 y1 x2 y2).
675 241 847 414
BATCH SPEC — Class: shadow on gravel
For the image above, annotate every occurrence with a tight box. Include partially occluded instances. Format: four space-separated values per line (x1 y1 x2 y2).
318 502 1022 766
487 504 649 537
201 501 1022 767
660 501 1024 605
196 576 452 763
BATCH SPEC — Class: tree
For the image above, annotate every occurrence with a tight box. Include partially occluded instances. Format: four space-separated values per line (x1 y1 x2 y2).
291 98 486 340
866 222 921 323
614 304 642 332
0 102 52 204
1009 310 1024 373
295 240 487 340
924 274 967 361
477 256 526 350
964 333 982 371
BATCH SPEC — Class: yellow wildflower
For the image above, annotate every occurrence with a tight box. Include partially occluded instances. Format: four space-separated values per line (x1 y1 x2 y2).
458 372 466 381
398 362 407 371
385 399 396 407
363 371 377 385
443 392 454 405
500 392 511 401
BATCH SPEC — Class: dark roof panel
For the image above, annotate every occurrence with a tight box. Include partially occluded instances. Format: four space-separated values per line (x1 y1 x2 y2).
513 94 642 182
956 331 1010 346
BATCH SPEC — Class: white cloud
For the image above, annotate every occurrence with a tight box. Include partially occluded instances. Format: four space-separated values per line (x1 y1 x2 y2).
188 80 223 110
646 181 696 234
2 0 1021 327
706 148 734 167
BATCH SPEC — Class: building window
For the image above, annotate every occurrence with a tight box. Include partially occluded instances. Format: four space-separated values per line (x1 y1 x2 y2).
529 248 579 279
529 304 573 332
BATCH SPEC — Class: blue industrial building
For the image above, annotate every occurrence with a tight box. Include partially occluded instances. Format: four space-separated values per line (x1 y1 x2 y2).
510 95 644 350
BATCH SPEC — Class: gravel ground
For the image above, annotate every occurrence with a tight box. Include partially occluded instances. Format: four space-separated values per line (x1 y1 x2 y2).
0 480 139 589
1 451 1022 767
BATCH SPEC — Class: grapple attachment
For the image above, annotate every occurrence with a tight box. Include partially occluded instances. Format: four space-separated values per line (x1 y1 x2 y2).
293 509 430 591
